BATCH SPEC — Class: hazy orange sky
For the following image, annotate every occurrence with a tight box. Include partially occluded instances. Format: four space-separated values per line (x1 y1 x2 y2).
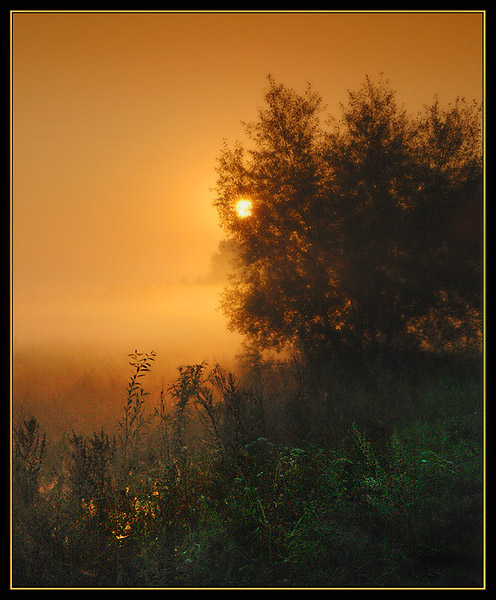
11 11 484 358
12 11 483 295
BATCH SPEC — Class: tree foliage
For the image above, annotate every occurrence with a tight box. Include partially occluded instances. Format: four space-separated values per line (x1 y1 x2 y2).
213 75 482 367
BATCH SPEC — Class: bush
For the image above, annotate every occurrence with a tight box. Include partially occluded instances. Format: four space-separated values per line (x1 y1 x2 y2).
11 352 483 588
13 416 46 505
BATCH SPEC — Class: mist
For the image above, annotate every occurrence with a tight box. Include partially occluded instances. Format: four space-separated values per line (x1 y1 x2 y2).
12 279 244 438
11 11 483 440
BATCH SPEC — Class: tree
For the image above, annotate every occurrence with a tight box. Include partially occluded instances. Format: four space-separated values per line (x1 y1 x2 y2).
213 75 482 369
203 239 238 284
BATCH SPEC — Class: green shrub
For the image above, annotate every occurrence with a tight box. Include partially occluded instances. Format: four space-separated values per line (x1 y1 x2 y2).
11 352 483 588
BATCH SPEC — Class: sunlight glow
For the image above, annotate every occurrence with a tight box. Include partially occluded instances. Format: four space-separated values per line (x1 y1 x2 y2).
235 199 253 218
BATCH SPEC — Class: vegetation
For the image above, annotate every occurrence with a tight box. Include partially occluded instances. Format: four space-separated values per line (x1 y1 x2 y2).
12 349 483 588
12 77 483 588
214 75 482 368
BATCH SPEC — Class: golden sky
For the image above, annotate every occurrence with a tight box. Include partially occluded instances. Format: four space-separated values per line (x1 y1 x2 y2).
10 10 485 420
12 11 483 301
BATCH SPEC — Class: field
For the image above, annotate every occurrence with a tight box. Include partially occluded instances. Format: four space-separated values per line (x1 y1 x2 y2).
11 348 484 589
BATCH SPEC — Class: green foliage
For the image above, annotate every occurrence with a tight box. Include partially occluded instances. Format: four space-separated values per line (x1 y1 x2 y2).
11 350 483 588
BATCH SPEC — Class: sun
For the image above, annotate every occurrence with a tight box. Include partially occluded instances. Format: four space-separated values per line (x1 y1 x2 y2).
235 199 253 218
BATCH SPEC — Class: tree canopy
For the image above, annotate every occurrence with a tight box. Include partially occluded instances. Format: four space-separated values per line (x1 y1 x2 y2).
213 75 483 368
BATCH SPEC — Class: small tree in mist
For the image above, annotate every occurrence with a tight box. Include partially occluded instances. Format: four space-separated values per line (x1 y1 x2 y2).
214 75 482 370
203 239 239 283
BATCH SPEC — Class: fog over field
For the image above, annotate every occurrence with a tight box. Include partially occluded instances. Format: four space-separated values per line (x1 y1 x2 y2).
11 11 482 443
12 281 244 437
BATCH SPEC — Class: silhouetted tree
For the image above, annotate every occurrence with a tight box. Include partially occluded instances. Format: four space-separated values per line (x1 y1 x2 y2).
203 239 238 284
214 75 482 370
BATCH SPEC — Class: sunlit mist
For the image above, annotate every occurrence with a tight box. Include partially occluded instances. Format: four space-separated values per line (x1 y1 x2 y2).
11 10 483 436
10 11 485 589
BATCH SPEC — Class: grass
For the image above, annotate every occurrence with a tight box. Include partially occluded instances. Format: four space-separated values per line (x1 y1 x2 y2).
11 350 484 588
